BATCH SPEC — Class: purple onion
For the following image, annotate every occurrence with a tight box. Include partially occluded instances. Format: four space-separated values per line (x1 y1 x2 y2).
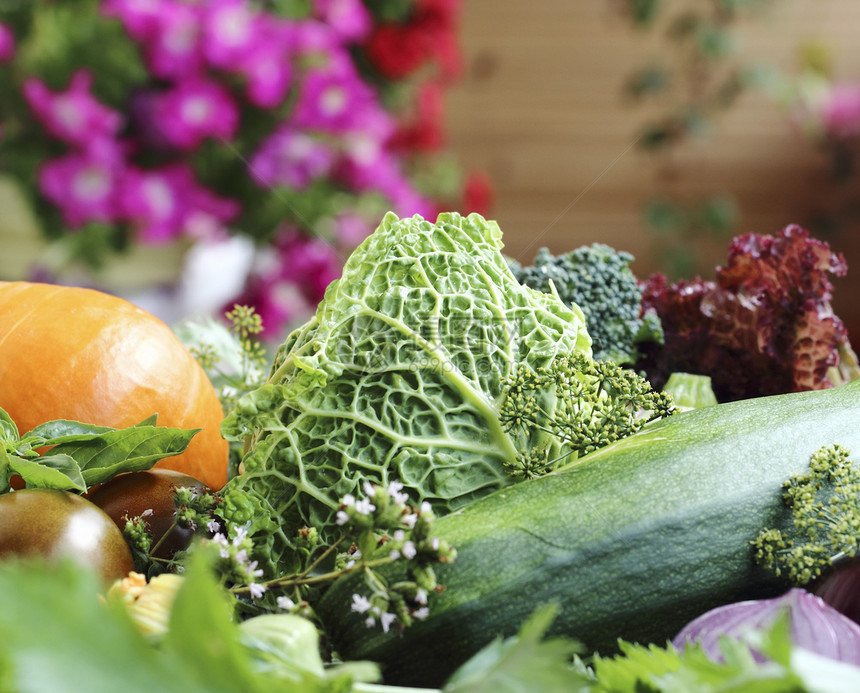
815 559 860 626
672 588 860 664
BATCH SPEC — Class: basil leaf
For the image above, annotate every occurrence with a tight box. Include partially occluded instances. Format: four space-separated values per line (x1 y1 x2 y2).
23 419 118 448
7 454 86 492
49 426 200 486
0 407 19 445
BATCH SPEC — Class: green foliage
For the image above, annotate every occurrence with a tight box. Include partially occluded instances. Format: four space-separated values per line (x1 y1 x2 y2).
500 353 676 478
0 554 379 693
753 444 860 585
0 407 198 493
220 212 592 574
443 604 584 693
513 243 663 365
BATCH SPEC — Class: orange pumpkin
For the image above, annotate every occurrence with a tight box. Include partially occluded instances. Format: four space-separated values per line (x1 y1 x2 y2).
0 281 228 489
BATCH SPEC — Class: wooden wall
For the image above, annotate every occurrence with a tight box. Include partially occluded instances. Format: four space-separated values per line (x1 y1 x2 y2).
445 1 860 329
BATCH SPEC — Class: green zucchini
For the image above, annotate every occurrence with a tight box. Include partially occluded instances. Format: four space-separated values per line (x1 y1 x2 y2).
317 379 860 687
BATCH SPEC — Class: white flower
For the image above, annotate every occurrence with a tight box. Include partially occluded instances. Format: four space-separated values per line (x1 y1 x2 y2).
232 526 248 546
401 541 417 560
402 513 417 529
363 480 376 497
248 583 266 600
431 537 440 551
341 493 356 507
415 588 428 605
388 481 409 505
364 616 376 628
277 596 296 611
413 607 430 620
211 532 229 547
234 549 249 565
393 529 406 542
206 519 221 533
389 549 400 560
140 508 154 518
419 501 432 516
354 498 376 515
351 594 372 614
245 560 263 580
380 612 397 633
336 510 350 526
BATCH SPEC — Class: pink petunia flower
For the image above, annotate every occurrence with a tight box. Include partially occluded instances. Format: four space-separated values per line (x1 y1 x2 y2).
154 78 239 150
821 84 860 138
102 0 164 40
313 0 372 43
291 64 374 134
119 164 237 243
38 142 126 228
0 22 16 62
230 227 341 338
249 127 335 189
201 0 260 68
233 16 296 108
23 71 122 149
141 0 205 80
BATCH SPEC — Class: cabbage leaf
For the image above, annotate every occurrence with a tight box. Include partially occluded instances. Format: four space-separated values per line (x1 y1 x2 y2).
222 212 591 572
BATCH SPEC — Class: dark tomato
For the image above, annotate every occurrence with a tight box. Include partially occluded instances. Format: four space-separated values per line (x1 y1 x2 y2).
0 489 134 583
86 469 210 560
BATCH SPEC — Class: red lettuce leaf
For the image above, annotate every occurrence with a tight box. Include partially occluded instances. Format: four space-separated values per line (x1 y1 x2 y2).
637 225 851 401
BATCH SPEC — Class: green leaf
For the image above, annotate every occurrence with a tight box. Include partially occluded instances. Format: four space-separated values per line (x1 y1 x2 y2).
161 550 272 693
8 453 86 492
0 406 19 444
47 426 200 486
0 558 209 693
443 604 584 693
23 419 117 445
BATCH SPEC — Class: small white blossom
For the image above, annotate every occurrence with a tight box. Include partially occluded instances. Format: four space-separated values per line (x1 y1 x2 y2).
140 508 154 518
380 612 397 633
389 549 400 560
206 519 221 533
351 593 372 614
393 529 406 542
413 607 430 620
431 537 440 551
363 480 376 497
387 481 409 505
364 616 376 628
248 583 267 600
341 493 356 507
211 532 229 547
354 498 376 515
415 588 428 605
335 510 350 526
402 541 417 560
232 526 248 546
245 560 264 580
420 501 432 515
234 549 249 565
402 513 417 529
277 596 296 611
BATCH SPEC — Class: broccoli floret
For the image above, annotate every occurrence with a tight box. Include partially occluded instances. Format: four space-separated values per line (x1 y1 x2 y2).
513 244 663 365
753 444 860 585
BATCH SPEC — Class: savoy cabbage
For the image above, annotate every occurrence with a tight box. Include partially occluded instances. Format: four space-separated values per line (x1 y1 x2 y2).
221 212 591 572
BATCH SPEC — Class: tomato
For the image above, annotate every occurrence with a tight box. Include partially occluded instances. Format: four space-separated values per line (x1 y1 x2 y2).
0 281 229 489
86 469 210 560
0 489 134 583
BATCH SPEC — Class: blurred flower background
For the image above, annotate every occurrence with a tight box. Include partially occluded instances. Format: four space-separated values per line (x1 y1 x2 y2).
0 0 489 339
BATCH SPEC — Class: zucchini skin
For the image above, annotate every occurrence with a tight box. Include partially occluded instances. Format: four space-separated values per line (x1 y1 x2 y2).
318 380 860 687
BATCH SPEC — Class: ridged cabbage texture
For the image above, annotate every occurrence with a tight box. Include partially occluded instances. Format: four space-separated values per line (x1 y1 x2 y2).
223 212 591 571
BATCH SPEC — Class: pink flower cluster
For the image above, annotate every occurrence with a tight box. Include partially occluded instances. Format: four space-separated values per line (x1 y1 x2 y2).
18 0 434 248
23 67 238 243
